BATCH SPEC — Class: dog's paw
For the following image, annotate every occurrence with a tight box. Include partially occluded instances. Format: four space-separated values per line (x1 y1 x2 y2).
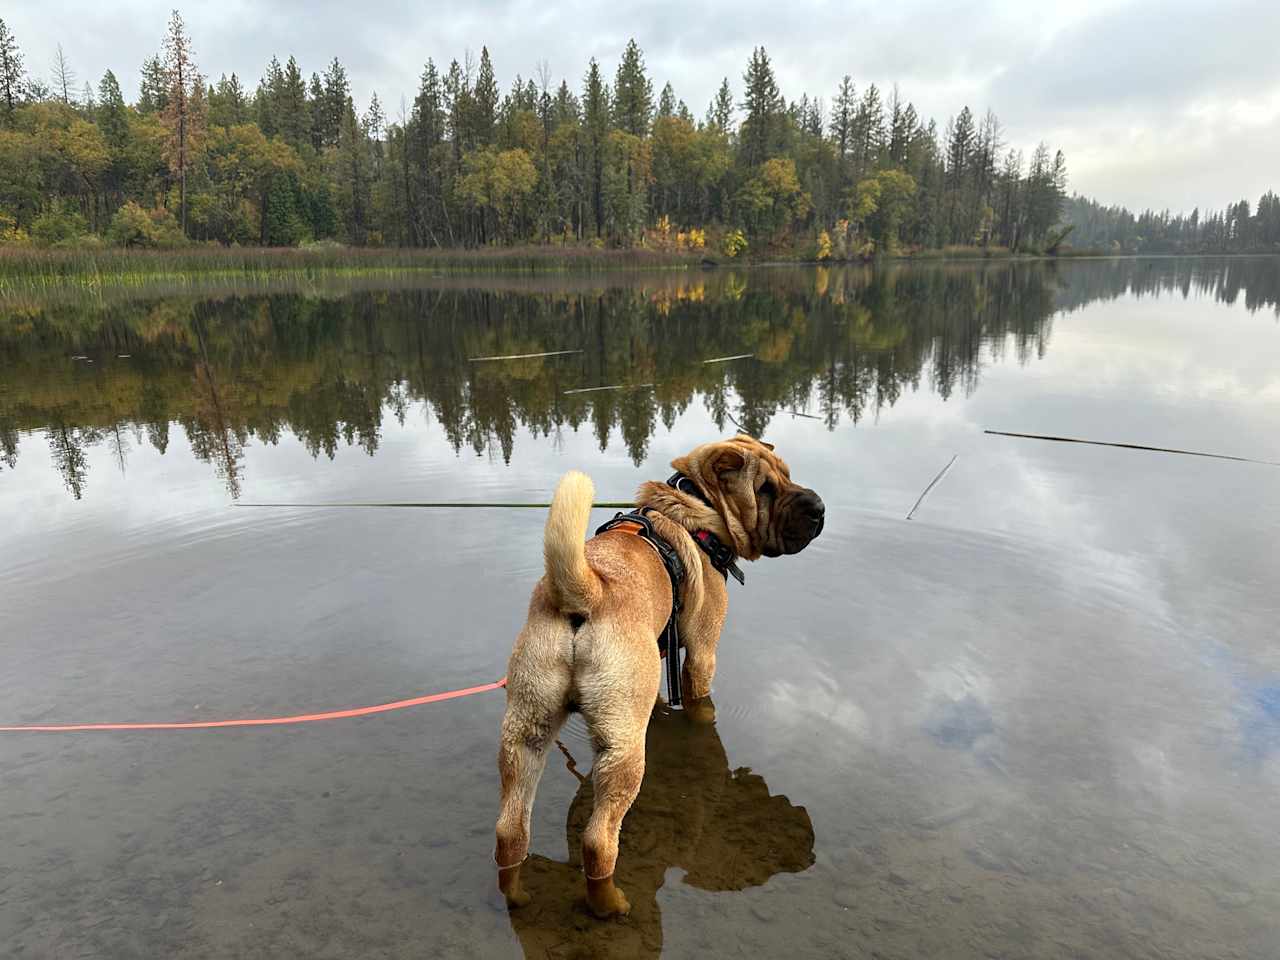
588 886 630 918
683 696 717 725
503 887 532 909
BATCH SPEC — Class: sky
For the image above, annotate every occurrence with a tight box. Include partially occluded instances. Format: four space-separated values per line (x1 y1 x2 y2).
9 0 1279 214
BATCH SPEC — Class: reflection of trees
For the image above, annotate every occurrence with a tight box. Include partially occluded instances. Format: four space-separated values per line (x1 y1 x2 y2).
1052 256 1280 318
0 415 18 470
47 421 99 500
183 319 245 498
3 258 1271 499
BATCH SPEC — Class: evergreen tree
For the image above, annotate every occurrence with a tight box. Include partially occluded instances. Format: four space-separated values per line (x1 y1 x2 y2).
209 73 247 127
256 56 283 136
472 47 499 147
0 18 24 119
279 55 310 148
830 75 854 162
612 39 652 137
657 82 676 120
740 47 782 167
321 58 349 147
308 72 325 148
582 57 609 235
138 54 168 113
706 77 734 134
97 70 129 148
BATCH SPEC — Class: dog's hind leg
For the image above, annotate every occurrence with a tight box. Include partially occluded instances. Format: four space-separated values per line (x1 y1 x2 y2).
495 660 570 908
577 662 658 918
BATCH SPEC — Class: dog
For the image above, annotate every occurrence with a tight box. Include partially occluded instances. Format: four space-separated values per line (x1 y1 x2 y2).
495 435 824 918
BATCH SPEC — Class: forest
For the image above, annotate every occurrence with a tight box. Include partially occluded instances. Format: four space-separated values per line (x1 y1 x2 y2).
3 14 1275 261
0 12 1077 260
1062 192 1280 254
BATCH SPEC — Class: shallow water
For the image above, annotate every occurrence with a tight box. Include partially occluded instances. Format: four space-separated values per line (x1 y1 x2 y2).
2 258 1279 958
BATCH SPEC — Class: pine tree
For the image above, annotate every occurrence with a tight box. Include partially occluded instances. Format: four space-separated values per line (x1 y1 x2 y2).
0 18 24 119
706 78 733 135
582 57 609 235
852 83 883 176
138 54 168 113
657 82 676 120
308 72 325 148
209 72 247 127
256 56 283 136
161 9 200 233
97 70 129 148
612 39 652 136
830 75 854 161
322 58 350 147
279 55 309 147
740 47 782 167
472 46 498 147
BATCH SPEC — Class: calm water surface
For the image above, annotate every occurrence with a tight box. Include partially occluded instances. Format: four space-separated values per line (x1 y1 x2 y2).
2 259 1279 958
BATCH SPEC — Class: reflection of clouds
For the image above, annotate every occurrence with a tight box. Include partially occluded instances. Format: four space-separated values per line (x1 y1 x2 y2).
925 694 994 749
765 673 871 743
1241 685 1280 761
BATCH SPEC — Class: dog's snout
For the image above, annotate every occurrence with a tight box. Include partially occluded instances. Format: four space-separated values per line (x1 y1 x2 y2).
803 492 825 521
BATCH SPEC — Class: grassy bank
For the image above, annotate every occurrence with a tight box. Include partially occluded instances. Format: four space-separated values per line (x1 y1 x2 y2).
0 244 708 296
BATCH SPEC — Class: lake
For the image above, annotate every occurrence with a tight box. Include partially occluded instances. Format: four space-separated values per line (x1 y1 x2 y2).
2 257 1279 958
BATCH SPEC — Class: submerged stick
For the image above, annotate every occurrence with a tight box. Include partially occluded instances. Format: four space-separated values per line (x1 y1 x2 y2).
905 455 959 521
235 500 635 509
984 430 1280 467
563 383 654 395
702 353 754 364
468 349 582 362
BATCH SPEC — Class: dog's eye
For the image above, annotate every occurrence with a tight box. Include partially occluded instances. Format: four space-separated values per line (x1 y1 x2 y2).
758 481 775 498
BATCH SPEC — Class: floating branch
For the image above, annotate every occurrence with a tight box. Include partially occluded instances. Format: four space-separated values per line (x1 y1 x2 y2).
985 430 1280 467
787 410 823 420
563 383 655 395
906 455 959 521
702 353 755 364
236 500 635 509
468 349 583 362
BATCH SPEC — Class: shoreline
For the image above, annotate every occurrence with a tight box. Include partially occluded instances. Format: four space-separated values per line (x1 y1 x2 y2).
1 245 1276 300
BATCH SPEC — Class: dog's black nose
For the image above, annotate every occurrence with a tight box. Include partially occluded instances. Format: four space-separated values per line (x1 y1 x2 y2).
802 492 825 521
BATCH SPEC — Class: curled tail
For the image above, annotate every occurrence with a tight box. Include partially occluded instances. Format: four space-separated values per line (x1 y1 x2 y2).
543 471 602 614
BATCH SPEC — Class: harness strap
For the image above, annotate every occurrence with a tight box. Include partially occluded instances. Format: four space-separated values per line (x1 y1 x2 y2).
594 509 685 706
667 473 746 585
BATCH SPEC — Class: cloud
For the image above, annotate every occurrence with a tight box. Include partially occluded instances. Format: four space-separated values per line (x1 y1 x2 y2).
9 0 1276 212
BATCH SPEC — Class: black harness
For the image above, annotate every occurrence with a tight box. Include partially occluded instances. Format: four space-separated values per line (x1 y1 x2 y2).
592 473 744 707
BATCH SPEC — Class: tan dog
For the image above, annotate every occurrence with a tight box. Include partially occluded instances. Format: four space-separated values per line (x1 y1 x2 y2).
495 435 824 918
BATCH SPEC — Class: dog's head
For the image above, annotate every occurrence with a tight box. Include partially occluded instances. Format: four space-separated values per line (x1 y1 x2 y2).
671 435 824 560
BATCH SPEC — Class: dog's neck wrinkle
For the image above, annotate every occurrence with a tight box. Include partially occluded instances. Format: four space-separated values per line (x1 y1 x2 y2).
634 481 754 560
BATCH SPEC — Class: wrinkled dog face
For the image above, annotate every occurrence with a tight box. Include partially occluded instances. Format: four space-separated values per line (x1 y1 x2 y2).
672 435 825 560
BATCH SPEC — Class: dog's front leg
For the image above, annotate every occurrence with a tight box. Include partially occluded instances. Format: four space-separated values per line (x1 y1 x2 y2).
678 599 726 723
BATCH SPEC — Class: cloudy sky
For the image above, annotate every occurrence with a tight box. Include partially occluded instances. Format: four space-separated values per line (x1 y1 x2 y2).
10 0 1278 213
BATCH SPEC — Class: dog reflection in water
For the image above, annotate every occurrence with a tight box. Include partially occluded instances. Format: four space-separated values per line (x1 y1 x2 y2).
505 701 814 957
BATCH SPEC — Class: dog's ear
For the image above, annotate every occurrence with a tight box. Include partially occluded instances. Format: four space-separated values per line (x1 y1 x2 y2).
708 445 746 478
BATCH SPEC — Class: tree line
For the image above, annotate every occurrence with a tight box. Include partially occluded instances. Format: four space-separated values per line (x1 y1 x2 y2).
1 12 1074 258
1062 191 1280 254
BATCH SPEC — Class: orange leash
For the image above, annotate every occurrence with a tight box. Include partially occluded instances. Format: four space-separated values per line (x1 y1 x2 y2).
0 677 507 733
